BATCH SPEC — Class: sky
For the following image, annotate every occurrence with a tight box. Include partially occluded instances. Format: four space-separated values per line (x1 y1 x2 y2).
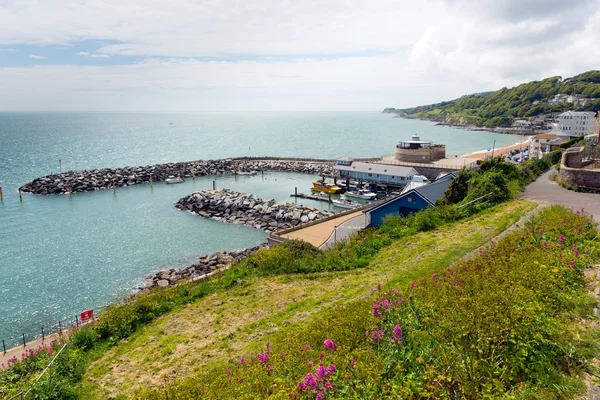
0 0 599 111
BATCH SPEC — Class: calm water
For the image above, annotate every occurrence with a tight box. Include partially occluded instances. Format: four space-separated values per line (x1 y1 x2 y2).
0 112 518 346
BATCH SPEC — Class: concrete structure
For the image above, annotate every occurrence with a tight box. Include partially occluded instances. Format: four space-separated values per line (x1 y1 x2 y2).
559 146 600 189
334 158 417 187
528 133 568 158
366 173 455 226
558 111 598 138
395 134 446 163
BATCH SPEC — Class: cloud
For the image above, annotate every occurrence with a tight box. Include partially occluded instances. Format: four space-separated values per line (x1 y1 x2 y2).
1 0 600 110
76 51 110 59
0 48 16 52
28 54 45 59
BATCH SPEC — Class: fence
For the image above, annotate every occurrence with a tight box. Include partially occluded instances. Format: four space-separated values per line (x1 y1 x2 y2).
2 310 98 357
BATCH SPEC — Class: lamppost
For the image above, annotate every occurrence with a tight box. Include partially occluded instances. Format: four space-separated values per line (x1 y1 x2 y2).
491 140 496 158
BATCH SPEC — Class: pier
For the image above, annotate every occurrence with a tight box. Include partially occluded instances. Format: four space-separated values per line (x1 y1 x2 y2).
290 192 334 203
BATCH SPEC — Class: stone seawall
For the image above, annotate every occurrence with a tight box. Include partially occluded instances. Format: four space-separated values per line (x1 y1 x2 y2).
20 159 333 195
176 189 335 233
142 245 267 290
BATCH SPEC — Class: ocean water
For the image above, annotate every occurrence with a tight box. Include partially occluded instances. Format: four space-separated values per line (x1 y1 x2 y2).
0 111 518 346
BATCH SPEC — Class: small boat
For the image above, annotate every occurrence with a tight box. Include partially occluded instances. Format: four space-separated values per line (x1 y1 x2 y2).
344 189 377 200
165 176 185 184
332 199 359 209
311 180 342 194
236 169 257 176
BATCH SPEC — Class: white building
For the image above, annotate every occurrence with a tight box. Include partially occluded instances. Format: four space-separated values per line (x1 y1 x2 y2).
557 111 598 138
528 133 567 158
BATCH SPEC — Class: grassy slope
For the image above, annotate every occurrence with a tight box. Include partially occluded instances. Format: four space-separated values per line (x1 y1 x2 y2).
81 200 535 399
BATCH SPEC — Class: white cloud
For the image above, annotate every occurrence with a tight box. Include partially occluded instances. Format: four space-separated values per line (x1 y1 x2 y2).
28 54 44 59
0 48 16 52
76 51 110 59
1 0 599 110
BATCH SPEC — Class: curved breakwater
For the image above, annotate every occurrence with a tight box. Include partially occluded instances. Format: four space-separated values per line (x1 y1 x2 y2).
19 159 333 195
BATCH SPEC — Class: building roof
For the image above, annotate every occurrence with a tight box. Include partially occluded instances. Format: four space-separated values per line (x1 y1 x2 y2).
533 133 561 139
337 156 353 162
400 181 428 194
334 162 417 177
398 133 433 145
368 175 454 214
435 171 458 181
559 111 596 117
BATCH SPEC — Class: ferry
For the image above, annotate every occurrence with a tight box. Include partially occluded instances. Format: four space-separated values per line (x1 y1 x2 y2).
311 180 342 194
343 189 377 200
165 176 185 184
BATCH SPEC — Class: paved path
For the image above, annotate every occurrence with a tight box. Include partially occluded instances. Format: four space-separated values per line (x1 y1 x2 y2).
0 332 62 369
520 168 600 221
281 210 367 248
321 213 368 249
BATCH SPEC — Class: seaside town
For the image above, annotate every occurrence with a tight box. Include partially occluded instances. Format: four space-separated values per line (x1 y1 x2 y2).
2 1 600 399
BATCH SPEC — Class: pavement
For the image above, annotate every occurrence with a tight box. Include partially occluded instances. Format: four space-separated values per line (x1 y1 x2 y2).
520 167 600 221
0 331 63 370
281 210 367 248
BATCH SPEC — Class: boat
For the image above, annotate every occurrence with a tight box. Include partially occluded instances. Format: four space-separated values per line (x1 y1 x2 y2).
165 176 185 184
311 180 342 194
332 199 360 209
236 169 257 176
343 189 377 200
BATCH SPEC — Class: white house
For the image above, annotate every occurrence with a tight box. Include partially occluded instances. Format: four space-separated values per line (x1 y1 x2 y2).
528 133 568 158
557 111 598 138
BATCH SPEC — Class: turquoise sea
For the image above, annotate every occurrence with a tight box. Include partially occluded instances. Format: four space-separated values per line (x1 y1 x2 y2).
0 111 518 346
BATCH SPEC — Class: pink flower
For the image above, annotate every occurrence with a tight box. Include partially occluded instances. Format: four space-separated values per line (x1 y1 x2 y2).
298 373 318 391
316 392 324 400
323 339 337 351
376 283 382 291
410 281 416 290
542 241 548 247
559 234 565 242
307 361 313 367
315 364 327 380
239 357 246 364
432 273 438 279
393 325 403 342
327 364 337 374
350 359 356 366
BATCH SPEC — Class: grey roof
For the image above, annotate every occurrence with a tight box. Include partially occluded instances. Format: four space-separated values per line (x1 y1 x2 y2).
400 181 428 194
413 177 453 205
435 171 458 181
368 174 454 214
334 162 417 176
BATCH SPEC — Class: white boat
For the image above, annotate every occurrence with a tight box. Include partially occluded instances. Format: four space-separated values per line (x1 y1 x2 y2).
332 199 360 209
165 176 185 184
236 169 257 176
343 189 377 200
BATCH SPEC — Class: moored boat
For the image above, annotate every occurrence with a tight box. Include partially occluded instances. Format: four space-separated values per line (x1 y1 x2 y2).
332 199 360 209
165 176 185 184
311 180 342 194
344 189 377 200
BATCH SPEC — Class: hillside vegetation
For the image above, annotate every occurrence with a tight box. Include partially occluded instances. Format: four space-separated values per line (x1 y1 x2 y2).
2 156 599 399
386 70 600 127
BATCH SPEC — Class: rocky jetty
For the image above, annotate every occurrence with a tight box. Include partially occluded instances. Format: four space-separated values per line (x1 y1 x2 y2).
177 189 335 233
142 245 267 290
20 158 332 195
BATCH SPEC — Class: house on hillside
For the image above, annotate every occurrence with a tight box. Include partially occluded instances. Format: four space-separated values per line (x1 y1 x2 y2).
366 173 457 227
558 111 598 138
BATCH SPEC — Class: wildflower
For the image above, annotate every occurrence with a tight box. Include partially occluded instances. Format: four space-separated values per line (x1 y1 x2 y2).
226 368 231 375
559 234 565 242
298 373 318 391
542 241 548 247
308 361 313 367
327 364 337 374
350 360 356 366
393 325 403 342
432 273 438 279
316 392 325 400
256 352 269 366
323 339 337 351
239 357 246 364
315 364 327 379
410 280 416 290
371 329 384 343
324 380 333 390
304 344 311 351
377 283 382 291
320 353 325 358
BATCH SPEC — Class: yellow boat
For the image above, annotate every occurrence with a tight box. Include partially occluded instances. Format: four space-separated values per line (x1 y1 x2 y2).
311 180 342 194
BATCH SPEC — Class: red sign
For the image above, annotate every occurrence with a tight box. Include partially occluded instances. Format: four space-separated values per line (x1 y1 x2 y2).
80 309 93 322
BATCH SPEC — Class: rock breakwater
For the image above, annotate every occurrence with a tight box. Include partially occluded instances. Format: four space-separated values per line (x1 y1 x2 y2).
142 245 267 290
20 159 332 195
176 189 335 233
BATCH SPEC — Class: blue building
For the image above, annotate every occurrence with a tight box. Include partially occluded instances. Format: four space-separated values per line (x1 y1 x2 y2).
366 173 456 226
334 157 417 187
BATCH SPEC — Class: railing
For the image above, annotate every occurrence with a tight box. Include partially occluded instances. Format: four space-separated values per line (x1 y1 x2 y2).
371 156 475 170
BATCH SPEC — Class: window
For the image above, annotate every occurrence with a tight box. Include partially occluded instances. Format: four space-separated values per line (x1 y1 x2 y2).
407 197 413 203
368 173 372 177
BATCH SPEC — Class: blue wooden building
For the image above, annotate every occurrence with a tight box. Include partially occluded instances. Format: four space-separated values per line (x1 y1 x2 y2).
366 173 456 226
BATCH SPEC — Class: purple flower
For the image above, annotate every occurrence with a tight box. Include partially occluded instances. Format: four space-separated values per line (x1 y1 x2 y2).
323 339 337 351
393 325 403 342
327 364 337 374
316 392 324 400
239 357 246 364
559 234 565 242
307 361 313 367
256 352 269 366
315 364 327 380
298 373 318 391
371 329 383 343
542 241 548 247
432 273 438 279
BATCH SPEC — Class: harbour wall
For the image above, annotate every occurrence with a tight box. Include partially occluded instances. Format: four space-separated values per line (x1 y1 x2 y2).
176 189 334 233
19 158 334 195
